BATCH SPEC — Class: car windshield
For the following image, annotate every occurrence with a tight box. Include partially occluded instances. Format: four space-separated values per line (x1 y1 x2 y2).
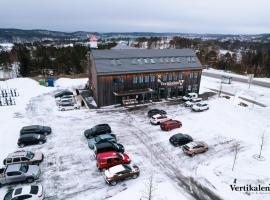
30 185 39 195
20 164 29 173
26 151 34 159
95 136 102 143
4 190 13 200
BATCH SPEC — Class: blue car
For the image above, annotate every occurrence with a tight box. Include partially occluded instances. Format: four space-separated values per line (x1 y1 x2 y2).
88 134 116 149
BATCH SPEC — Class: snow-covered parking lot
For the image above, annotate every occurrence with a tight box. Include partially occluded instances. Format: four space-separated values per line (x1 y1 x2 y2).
0 76 270 200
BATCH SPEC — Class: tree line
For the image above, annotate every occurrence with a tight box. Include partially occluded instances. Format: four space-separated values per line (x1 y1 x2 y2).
0 43 89 77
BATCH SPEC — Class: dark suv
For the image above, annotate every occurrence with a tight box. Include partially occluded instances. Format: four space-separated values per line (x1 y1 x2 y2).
17 134 46 148
84 124 111 139
94 142 125 155
20 125 52 136
169 133 193 147
147 109 167 118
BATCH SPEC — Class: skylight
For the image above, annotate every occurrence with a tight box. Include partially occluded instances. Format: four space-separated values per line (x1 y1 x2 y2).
150 58 156 64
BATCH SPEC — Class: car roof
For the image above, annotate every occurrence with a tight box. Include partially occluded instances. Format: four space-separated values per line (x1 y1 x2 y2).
95 142 115 149
152 114 166 118
172 133 189 138
97 134 113 139
97 151 120 159
7 151 31 158
6 164 21 172
21 125 41 130
11 185 41 197
188 92 197 95
108 164 126 174
186 141 205 148
95 124 110 128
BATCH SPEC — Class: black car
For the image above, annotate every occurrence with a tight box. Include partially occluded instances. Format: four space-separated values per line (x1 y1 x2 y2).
169 133 193 147
20 125 52 136
17 134 47 148
94 141 125 155
84 124 111 139
54 90 73 98
147 109 167 118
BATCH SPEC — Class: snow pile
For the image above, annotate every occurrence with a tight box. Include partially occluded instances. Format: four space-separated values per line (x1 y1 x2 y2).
54 78 88 89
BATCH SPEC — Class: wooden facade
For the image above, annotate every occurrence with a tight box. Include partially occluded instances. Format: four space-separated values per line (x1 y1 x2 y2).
88 49 203 107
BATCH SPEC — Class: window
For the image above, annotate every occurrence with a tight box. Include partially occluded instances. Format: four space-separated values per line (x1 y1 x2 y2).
150 58 155 64
165 57 170 63
159 58 164 63
144 58 149 64
150 75 155 82
14 188 22 195
107 159 112 163
113 78 124 85
189 73 193 79
137 58 143 65
133 77 138 84
194 72 198 79
138 76 144 83
131 59 137 65
173 74 178 81
168 74 173 81
13 158 21 162
111 59 116 66
176 57 181 62
178 73 183 80
171 57 175 63
144 76 149 83
162 74 168 82
188 85 192 91
21 157 29 161
116 59 122 65
6 158 12 164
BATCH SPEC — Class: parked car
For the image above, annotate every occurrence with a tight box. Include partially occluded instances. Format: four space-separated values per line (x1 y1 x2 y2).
58 103 80 111
192 102 209 112
160 119 182 131
57 97 75 104
182 93 198 101
20 125 52 136
184 98 202 107
3 150 44 166
182 141 208 156
3 185 45 200
169 133 193 147
103 164 140 186
94 142 125 155
0 164 41 187
17 134 46 148
84 124 111 139
54 90 73 98
56 95 74 104
88 133 116 149
150 114 170 125
147 109 167 118
96 151 130 170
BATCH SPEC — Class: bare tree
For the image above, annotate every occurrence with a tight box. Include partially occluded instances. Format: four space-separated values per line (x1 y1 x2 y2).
142 174 155 200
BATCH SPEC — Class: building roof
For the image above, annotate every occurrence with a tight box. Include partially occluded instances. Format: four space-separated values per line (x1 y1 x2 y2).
91 49 202 75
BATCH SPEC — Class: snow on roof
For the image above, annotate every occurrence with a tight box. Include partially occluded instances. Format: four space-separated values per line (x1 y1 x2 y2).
108 164 125 174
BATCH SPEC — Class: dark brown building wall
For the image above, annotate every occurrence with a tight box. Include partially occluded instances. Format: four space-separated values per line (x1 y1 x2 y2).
88 53 99 105
96 69 202 107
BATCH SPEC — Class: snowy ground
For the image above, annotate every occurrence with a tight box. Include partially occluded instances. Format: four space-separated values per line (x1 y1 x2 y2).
0 76 270 200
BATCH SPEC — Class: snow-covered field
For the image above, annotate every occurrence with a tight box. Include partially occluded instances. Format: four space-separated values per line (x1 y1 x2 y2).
0 76 270 200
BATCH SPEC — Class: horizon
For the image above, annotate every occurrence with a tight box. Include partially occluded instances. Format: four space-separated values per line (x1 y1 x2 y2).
0 27 269 36
1 0 270 34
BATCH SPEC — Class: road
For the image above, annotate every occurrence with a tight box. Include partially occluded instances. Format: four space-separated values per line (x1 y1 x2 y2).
202 71 270 88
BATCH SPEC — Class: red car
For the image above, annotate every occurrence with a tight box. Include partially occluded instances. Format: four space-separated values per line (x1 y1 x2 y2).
160 119 182 131
96 151 131 170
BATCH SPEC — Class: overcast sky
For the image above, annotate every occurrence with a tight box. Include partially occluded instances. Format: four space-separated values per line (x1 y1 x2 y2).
0 0 269 34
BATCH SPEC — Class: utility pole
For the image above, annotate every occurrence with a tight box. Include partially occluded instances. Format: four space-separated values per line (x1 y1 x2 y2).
232 144 239 171
258 132 265 159
219 77 223 97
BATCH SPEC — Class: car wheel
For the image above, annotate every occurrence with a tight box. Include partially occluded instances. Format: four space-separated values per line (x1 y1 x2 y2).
110 181 117 186
26 177 34 183
61 108 65 111
19 143 25 148
190 153 195 157
132 174 138 179
39 141 44 145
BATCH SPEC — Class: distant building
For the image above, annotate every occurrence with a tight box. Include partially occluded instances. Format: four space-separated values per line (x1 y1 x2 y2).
86 35 98 48
88 49 203 107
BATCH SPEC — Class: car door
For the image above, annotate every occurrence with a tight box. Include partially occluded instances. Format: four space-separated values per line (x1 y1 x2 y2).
6 171 23 183
13 194 33 200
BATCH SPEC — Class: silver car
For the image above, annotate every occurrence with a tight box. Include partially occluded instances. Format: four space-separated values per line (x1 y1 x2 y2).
0 163 41 186
4 185 45 200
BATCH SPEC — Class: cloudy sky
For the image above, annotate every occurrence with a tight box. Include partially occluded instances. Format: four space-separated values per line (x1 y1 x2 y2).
0 0 269 34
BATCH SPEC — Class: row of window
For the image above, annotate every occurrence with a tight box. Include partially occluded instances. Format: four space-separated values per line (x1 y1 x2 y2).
111 56 197 66
113 72 199 85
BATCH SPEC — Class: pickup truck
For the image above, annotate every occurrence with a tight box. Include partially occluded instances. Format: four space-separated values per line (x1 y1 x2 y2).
0 163 41 187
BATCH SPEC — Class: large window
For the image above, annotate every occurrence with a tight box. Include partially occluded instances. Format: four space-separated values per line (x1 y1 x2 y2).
168 74 173 81
113 78 124 85
144 75 149 83
150 75 155 82
162 74 168 82
133 76 138 84
178 73 183 80
138 76 144 83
